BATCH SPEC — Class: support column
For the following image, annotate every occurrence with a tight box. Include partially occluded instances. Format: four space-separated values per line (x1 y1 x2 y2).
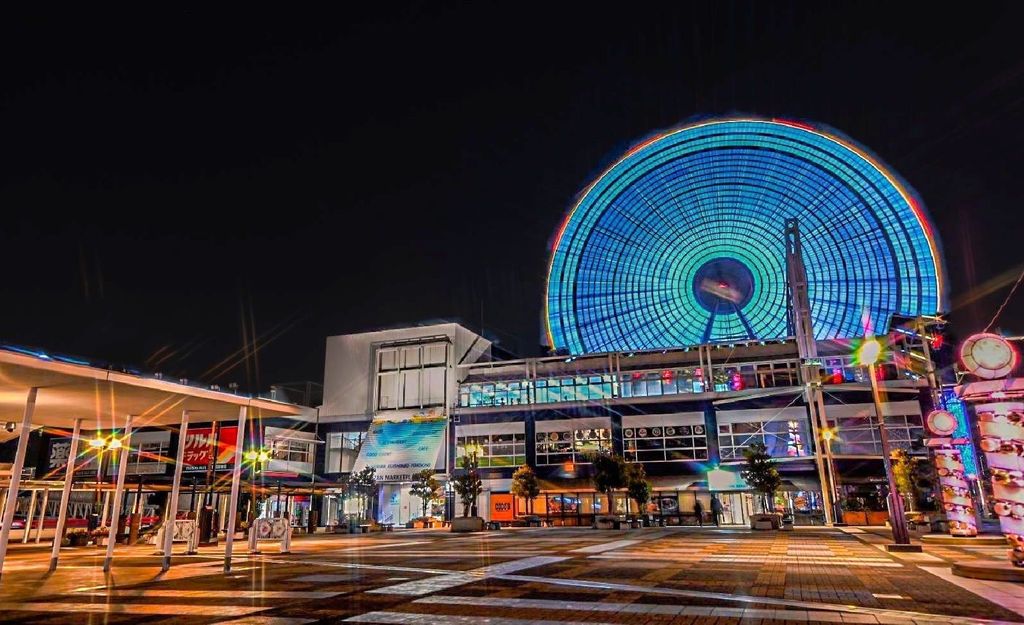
224 406 248 573
102 414 133 572
100 491 111 528
0 388 38 581
50 418 82 571
22 490 38 543
162 410 189 571
34 489 49 543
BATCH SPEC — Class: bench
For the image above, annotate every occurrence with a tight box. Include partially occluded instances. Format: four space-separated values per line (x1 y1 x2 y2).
382 523 394 532
486 521 502 530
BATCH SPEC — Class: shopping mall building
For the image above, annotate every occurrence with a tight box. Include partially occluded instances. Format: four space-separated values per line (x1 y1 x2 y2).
317 118 952 528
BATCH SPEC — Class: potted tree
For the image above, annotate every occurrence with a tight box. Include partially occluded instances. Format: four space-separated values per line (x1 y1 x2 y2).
346 467 378 532
451 455 484 532
590 451 627 529
511 464 541 526
842 496 868 525
626 463 652 527
741 443 782 530
409 469 441 528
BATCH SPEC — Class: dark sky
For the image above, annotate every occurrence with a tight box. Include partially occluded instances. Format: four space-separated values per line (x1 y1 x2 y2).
3 4 1024 391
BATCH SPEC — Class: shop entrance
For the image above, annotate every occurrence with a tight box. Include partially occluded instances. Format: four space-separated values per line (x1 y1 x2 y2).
716 491 753 525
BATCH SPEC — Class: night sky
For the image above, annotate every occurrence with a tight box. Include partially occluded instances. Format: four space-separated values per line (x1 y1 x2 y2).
3 4 1023 391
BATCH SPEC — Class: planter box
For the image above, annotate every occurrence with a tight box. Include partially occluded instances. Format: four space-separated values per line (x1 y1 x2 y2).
842 511 868 525
451 516 485 533
866 511 890 526
749 513 782 530
594 516 618 530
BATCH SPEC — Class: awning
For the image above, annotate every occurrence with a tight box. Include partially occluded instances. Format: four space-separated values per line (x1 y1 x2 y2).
352 416 447 483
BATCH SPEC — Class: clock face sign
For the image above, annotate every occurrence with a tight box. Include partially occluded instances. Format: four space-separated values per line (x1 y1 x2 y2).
961 333 1018 380
926 410 958 437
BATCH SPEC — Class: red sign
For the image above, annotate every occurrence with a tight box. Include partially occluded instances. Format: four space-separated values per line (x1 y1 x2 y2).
183 426 238 472
490 494 515 522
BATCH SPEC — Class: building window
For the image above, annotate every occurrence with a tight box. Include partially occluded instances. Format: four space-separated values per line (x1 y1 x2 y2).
376 343 447 411
718 419 810 460
534 428 610 465
826 414 926 456
623 424 708 462
271 438 313 464
456 433 526 468
326 431 364 474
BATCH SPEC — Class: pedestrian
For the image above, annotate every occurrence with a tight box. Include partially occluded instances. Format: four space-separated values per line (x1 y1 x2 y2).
710 495 723 526
693 499 704 527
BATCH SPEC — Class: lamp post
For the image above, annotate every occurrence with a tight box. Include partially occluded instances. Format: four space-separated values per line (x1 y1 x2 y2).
821 427 843 523
88 434 122 529
244 448 270 521
464 441 483 517
858 336 912 547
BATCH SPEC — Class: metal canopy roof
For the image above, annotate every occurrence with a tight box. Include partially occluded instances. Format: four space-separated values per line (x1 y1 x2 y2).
0 347 312 430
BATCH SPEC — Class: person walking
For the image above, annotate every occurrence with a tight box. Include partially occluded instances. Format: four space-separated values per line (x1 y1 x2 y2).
693 498 704 527
710 495 723 526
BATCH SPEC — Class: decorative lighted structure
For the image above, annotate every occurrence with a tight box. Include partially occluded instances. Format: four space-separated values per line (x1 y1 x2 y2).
926 408 978 537
546 118 945 354
957 333 1023 567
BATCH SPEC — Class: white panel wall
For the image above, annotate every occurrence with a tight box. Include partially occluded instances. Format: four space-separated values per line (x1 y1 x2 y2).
321 323 491 422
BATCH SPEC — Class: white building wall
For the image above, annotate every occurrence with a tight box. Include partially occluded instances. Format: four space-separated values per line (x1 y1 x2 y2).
321 323 491 422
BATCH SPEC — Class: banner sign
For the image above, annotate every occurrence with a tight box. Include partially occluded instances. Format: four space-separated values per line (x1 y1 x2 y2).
46 437 99 478
351 417 446 482
183 426 238 472
490 494 515 522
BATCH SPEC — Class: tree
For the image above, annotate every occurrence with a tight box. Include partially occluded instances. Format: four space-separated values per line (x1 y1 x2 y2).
891 449 924 512
590 451 628 515
347 466 378 521
511 464 540 515
409 469 441 519
452 455 482 517
626 462 652 518
741 443 781 513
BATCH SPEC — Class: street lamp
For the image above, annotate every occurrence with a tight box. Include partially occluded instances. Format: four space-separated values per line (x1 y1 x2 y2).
821 427 843 523
858 336 912 547
89 435 123 529
244 448 270 520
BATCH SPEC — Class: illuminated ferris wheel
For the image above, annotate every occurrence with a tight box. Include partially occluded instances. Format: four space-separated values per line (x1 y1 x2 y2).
546 118 946 355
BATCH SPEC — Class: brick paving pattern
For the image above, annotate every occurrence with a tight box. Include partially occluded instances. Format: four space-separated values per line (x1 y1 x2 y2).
0 527 1016 624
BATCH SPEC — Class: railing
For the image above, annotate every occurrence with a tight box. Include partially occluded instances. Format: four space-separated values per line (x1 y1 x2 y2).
457 353 912 409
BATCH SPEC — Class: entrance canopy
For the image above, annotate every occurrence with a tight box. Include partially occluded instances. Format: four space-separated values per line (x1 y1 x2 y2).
0 346 312 430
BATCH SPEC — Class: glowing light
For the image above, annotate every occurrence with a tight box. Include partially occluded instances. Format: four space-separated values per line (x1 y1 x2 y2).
107 438 122 450
245 450 258 462
857 338 883 366
960 332 1018 380
821 428 836 442
925 409 958 437
257 450 270 463
89 438 106 449
546 118 944 354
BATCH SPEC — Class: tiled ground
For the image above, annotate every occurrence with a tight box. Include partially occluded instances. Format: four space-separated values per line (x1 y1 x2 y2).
0 526 1017 624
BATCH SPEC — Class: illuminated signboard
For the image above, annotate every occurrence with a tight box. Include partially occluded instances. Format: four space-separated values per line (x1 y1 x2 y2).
707 468 748 491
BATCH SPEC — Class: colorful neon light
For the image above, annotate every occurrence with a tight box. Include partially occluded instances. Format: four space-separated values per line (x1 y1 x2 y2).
546 118 946 354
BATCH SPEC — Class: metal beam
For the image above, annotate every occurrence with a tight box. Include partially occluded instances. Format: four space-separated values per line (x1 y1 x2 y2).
0 387 38 581
162 410 189 571
49 418 82 571
223 406 247 573
102 414 133 572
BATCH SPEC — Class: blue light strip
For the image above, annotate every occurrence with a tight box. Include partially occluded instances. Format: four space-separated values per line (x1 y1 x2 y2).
941 387 978 476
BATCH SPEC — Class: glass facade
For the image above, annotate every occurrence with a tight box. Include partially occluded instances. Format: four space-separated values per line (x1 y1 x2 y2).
623 424 709 462
826 413 926 456
456 433 527 468
458 360 811 408
534 428 610 465
546 119 944 354
718 419 811 460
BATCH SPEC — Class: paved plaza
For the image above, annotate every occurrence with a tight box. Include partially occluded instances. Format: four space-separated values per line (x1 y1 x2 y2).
0 527 1018 624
